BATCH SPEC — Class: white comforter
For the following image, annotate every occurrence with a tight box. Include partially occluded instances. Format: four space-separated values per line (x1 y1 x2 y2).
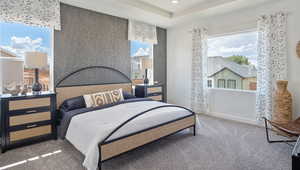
66 101 193 170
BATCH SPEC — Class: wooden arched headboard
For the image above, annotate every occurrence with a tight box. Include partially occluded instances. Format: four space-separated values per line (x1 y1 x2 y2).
55 66 132 108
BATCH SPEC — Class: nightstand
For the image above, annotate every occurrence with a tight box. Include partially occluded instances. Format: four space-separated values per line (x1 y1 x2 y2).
0 92 56 153
135 84 164 102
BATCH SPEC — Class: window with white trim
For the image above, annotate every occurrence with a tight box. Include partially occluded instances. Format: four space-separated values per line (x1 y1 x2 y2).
217 79 226 88
207 31 258 91
130 40 153 85
207 80 213 88
227 79 237 89
0 21 53 94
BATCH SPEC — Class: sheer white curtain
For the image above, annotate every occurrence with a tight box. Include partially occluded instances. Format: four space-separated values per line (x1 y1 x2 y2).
128 20 157 44
256 12 288 120
0 0 61 30
191 28 208 114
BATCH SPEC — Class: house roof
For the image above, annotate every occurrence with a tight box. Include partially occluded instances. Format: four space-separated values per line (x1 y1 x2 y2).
208 56 257 78
0 47 18 58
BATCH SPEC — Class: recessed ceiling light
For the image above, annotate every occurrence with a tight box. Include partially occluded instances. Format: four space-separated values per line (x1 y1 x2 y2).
171 0 179 4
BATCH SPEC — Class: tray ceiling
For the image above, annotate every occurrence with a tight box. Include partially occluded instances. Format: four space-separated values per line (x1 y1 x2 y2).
138 0 208 13
61 0 279 28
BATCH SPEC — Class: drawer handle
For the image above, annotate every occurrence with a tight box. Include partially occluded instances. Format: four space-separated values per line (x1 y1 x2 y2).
150 93 161 96
26 110 37 114
27 124 37 128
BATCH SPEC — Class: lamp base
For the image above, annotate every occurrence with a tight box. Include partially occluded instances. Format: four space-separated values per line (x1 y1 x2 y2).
144 78 149 84
32 68 42 93
144 68 149 84
32 82 42 93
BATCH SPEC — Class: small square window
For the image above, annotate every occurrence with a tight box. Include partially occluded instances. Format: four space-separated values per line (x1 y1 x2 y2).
227 79 237 89
217 79 226 88
207 80 212 88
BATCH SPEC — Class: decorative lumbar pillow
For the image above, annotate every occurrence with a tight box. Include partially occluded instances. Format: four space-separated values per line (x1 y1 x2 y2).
83 89 124 107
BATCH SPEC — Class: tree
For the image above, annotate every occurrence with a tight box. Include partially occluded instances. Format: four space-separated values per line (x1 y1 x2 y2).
227 55 250 65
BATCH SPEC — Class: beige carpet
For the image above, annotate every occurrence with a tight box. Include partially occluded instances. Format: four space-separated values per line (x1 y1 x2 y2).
0 115 292 170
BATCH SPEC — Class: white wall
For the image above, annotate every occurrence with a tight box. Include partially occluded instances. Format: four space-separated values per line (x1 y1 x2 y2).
208 89 257 124
167 0 300 120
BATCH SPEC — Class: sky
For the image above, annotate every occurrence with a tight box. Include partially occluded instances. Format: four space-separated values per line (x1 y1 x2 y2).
0 22 150 59
130 40 152 57
208 31 258 66
0 22 51 58
0 22 256 65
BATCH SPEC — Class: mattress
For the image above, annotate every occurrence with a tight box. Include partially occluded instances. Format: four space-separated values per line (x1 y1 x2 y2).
65 100 194 170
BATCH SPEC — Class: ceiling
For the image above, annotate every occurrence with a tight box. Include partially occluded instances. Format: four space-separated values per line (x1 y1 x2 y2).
136 0 240 17
61 0 278 28
138 0 208 13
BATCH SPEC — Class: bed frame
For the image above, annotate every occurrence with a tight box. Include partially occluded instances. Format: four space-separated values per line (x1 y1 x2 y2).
55 66 196 170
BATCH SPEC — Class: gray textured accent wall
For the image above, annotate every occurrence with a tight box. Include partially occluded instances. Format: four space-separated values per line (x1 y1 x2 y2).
154 28 167 100
54 4 130 86
54 4 167 99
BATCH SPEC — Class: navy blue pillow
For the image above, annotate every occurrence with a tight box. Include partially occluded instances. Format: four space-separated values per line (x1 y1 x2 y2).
123 91 136 99
60 96 86 112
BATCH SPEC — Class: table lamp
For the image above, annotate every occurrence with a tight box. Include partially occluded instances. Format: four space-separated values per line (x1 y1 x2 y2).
142 58 152 84
25 52 47 93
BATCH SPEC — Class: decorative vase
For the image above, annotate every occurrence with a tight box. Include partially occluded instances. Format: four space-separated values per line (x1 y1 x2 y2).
272 80 292 124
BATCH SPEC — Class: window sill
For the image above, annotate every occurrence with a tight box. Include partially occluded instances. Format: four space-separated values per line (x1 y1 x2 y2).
208 88 256 94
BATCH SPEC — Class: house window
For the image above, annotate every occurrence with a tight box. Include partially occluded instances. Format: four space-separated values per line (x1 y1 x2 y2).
207 31 257 91
130 40 153 85
227 79 237 89
207 80 212 88
217 79 226 88
0 22 53 94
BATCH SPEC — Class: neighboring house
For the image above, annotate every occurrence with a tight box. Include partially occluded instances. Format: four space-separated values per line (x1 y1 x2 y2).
208 56 257 90
0 47 49 93
131 55 144 79
0 47 24 94
0 47 18 58
131 55 153 84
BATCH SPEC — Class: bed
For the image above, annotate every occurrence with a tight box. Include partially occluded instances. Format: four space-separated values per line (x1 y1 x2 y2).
55 66 196 170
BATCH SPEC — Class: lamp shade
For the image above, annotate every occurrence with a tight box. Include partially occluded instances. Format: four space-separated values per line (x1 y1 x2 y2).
25 52 47 68
141 58 152 69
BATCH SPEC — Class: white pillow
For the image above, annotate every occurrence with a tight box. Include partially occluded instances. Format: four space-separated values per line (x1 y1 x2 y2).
83 88 124 108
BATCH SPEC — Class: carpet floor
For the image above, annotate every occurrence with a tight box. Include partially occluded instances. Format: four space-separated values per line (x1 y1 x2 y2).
0 115 293 170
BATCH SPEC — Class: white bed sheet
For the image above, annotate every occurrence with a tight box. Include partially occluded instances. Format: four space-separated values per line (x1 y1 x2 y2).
65 101 193 170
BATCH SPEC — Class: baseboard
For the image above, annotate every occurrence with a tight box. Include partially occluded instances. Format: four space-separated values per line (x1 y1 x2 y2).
201 112 263 127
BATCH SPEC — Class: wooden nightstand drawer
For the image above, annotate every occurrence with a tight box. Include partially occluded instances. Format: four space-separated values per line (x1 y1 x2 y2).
148 95 162 101
135 84 164 102
147 87 162 94
9 98 50 111
9 125 52 142
1 92 56 152
9 112 51 126
9 97 50 111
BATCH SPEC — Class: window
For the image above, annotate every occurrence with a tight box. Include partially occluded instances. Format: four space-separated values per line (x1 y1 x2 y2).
207 80 212 88
130 40 153 85
217 79 226 88
227 79 237 89
207 31 257 91
0 22 53 94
